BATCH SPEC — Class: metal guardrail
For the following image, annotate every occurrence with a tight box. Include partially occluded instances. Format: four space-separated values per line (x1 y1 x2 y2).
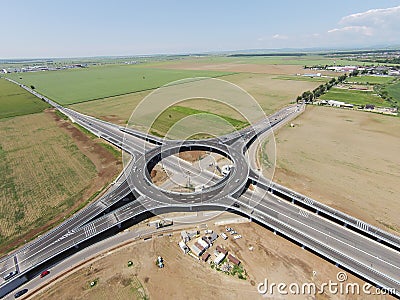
247 210 400 296
250 174 400 252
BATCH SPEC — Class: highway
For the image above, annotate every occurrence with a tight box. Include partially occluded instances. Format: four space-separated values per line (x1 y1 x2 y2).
0 80 399 298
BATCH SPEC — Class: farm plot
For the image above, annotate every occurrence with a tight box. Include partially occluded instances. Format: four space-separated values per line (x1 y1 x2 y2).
0 112 97 251
6 65 233 105
0 78 49 119
272 106 400 233
319 87 385 107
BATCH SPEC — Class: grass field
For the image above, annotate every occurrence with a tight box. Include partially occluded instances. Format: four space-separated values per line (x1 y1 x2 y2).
71 72 322 127
345 75 396 85
319 87 385 106
385 81 400 101
0 112 97 248
5 65 234 105
149 55 371 67
149 106 249 139
271 106 400 233
220 73 322 114
0 78 49 119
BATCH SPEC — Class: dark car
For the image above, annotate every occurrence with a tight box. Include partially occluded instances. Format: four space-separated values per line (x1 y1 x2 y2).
14 288 28 298
40 270 50 278
3 270 17 280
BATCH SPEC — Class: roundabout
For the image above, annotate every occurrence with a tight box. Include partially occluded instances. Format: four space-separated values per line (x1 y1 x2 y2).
128 139 250 206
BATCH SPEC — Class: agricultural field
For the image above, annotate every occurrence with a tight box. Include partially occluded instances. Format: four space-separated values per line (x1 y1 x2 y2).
385 81 400 101
270 106 400 233
319 87 385 106
71 72 322 128
345 75 396 85
0 112 96 252
272 75 331 82
149 55 369 67
149 106 249 139
219 73 322 114
0 78 49 119
5 65 234 105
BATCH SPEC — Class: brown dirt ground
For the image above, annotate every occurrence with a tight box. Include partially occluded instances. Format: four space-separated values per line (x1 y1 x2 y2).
271 106 400 233
0 110 122 256
152 61 307 75
35 220 388 300
150 165 169 186
177 150 206 163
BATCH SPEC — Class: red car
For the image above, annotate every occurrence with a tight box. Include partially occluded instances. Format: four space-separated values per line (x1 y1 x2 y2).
40 270 50 278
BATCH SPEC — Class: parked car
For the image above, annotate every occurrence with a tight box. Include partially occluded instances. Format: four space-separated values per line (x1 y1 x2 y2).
40 270 50 278
233 235 242 240
230 230 237 235
14 289 28 298
220 233 228 240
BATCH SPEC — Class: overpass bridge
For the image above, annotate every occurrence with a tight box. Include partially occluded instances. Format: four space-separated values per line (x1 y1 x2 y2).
0 82 399 298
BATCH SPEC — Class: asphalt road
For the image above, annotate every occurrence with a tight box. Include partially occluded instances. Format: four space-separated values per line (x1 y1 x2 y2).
1 81 399 298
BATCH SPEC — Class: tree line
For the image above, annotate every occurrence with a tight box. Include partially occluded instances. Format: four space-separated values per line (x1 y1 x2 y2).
296 74 349 103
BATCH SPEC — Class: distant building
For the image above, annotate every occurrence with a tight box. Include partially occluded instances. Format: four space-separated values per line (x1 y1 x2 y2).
197 238 209 250
179 241 189 254
202 252 210 262
187 230 199 239
303 73 321 77
181 231 189 243
216 245 228 255
327 100 345 107
191 243 205 257
228 254 241 266
202 232 218 246
389 70 400 76
327 66 358 72
214 252 226 265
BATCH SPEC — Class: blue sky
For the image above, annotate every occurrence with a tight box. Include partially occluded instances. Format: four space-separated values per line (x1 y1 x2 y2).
1 0 400 58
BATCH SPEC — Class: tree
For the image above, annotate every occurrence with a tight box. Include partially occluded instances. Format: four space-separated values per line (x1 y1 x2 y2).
30 85 35 90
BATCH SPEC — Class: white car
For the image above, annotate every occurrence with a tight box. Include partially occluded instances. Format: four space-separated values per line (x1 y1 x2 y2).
233 235 242 240
230 230 237 235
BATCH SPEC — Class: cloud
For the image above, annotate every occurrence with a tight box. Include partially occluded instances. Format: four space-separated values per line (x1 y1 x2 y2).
328 26 373 36
272 34 288 40
339 6 400 27
257 34 288 42
327 6 400 43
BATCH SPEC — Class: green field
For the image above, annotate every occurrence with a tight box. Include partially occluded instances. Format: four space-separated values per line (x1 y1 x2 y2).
385 81 400 101
149 106 248 139
149 55 379 67
345 75 396 85
0 78 49 119
319 88 385 106
6 65 234 105
0 112 99 253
